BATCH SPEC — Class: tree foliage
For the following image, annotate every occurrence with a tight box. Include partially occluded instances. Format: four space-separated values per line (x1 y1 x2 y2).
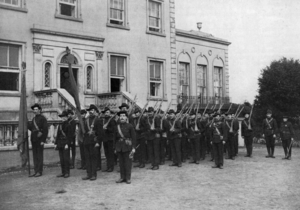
254 57 300 124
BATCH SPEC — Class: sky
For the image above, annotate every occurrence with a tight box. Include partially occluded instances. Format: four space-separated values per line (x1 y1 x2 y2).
175 0 300 104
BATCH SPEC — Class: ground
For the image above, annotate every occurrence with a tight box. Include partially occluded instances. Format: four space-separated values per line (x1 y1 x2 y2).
0 145 299 210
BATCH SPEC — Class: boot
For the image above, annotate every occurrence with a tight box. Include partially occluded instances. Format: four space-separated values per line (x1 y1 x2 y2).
266 147 271 158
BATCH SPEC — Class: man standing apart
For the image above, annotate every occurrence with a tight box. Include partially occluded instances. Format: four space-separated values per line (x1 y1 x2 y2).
28 103 48 177
262 110 278 158
241 111 255 157
82 104 100 181
280 116 294 160
115 111 136 184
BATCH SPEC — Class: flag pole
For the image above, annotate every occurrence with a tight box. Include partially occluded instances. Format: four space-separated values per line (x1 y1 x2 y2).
26 133 31 176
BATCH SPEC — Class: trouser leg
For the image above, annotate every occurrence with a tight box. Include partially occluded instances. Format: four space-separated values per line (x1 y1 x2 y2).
174 138 182 165
107 141 115 169
84 144 92 177
118 152 125 180
147 140 154 166
79 143 86 167
181 136 187 161
153 138 160 166
265 135 272 155
123 151 132 181
64 147 70 174
32 142 38 173
160 137 167 163
59 149 64 174
213 143 219 166
199 135 206 159
139 137 146 164
37 143 44 174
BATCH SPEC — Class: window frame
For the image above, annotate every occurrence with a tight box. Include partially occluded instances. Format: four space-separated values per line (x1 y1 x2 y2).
213 66 223 99
43 61 53 90
0 0 27 13
147 58 166 100
55 0 83 22
178 62 190 97
108 53 130 93
146 0 165 37
107 0 130 30
196 64 207 99
0 41 24 94
85 64 94 92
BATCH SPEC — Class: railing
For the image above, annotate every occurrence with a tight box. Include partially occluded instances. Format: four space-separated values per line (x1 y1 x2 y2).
34 89 76 111
177 95 230 105
97 91 139 111
0 121 79 148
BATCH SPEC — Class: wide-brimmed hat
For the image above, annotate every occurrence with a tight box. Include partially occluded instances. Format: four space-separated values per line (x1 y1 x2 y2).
147 107 154 113
67 109 74 115
267 109 272 115
168 109 175 114
101 107 112 114
213 112 221 117
119 103 129 110
134 108 141 114
31 103 42 111
59 110 68 118
117 110 128 117
80 109 87 115
86 104 98 112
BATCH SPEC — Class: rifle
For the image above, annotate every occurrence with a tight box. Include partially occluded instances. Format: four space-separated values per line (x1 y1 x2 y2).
217 103 224 113
170 103 188 131
226 103 233 114
160 100 172 130
135 100 149 130
150 98 164 130
153 100 160 110
248 105 254 129
103 113 117 129
194 103 200 132
234 104 241 117
128 94 138 116
181 102 194 122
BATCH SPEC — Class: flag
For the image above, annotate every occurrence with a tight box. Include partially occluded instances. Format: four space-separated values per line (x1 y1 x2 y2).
66 50 85 140
17 62 29 168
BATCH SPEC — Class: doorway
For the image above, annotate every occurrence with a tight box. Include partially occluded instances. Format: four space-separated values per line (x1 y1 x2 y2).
60 67 78 96
111 78 122 92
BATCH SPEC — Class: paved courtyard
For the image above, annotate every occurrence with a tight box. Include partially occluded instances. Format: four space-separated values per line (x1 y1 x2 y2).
0 145 299 210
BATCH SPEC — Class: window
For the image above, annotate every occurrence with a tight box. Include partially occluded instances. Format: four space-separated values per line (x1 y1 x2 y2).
110 55 127 92
44 62 51 88
196 65 207 99
178 62 190 97
214 67 223 98
148 1 162 33
149 61 163 97
109 0 124 25
86 66 92 90
0 0 19 7
0 43 20 91
56 0 82 21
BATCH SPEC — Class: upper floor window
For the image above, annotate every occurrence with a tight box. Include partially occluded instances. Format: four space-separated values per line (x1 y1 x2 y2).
86 66 92 90
196 65 207 98
110 55 127 92
149 60 163 98
148 0 162 33
59 0 76 17
0 43 20 91
110 0 124 25
214 67 223 98
178 62 190 97
0 0 19 7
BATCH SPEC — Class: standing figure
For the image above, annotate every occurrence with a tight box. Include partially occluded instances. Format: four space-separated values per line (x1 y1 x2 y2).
28 103 48 177
262 109 278 158
211 113 226 169
55 110 71 178
82 104 100 181
280 116 294 160
241 111 255 157
224 113 239 160
115 111 136 184
78 109 87 169
167 109 182 167
188 110 200 164
67 109 77 169
102 107 116 172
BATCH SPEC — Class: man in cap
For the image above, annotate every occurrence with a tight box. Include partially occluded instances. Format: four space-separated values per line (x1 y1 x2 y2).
241 111 255 157
262 109 278 158
131 108 147 168
78 109 87 169
280 116 294 160
28 103 48 177
55 110 71 178
82 104 100 181
145 107 160 170
197 111 206 161
159 110 168 165
66 109 77 169
115 111 136 184
167 109 182 167
224 112 239 160
188 110 200 164
101 107 117 172
181 111 189 163
211 113 226 169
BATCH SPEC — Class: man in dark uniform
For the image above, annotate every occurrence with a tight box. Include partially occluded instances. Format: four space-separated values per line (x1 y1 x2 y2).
145 107 160 170
224 112 239 160
28 103 48 177
168 109 182 167
280 116 294 160
102 107 116 172
262 109 278 158
181 112 189 163
232 113 240 156
55 110 71 178
82 104 100 181
241 111 255 157
198 112 206 161
188 110 200 164
131 108 146 168
159 110 168 165
115 111 136 184
78 109 87 169
211 113 226 169
66 109 77 169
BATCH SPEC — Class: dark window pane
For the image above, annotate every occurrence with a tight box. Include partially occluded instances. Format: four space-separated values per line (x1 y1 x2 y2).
61 4 73 16
117 57 124 76
9 46 19 67
150 82 155 96
0 45 8 66
0 72 19 91
110 56 117 75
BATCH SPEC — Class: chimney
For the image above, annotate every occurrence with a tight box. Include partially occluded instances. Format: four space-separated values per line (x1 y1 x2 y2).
197 22 202 31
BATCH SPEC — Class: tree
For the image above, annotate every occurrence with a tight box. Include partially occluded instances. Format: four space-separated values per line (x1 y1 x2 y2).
254 57 300 124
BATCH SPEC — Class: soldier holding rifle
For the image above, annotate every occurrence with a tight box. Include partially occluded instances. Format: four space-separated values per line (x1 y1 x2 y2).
241 110 255 157
262 109 278 158
280 115 294 160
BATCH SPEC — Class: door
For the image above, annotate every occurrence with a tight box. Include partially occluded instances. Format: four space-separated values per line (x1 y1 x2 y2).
60 67 78 96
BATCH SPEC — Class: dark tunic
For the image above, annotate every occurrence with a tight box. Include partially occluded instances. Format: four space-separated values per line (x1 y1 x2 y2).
28 114 48 143
115 122 136 152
